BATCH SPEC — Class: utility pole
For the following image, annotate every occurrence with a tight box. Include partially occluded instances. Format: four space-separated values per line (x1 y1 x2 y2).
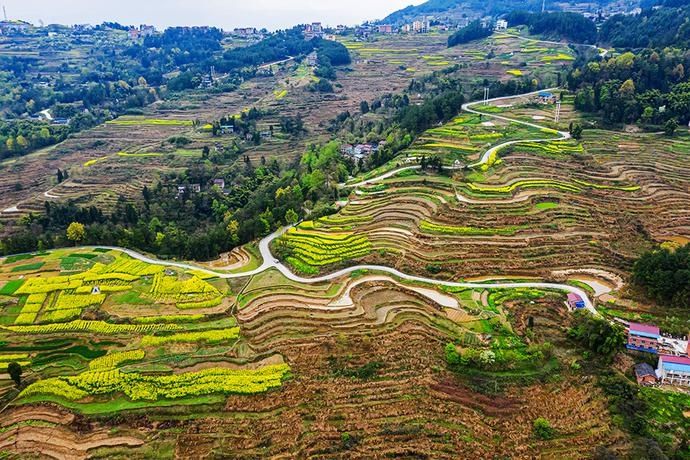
542 0 546 13
554 101 561 123
3 6 7 21
483 87 490 105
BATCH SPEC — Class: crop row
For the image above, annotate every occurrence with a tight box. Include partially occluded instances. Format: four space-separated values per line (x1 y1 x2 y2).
149 273 221 304
99 257 163 277
14 276 83 295
281 228 372 266
14 293 48 325
462 179 582 195
89 350 146 370
4 320 183 335
419 220 524 236
133 314 205 324
20 363 291 402
177 296 224 309
140 327 240 347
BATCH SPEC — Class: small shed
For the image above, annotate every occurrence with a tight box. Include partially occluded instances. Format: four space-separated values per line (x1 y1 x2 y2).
634 363 657 385
567 293 586 309
91 286 101 295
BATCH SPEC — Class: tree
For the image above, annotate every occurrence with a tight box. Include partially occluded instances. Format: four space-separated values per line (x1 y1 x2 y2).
664 118 678 136
285 208 299 225
7 362 22 387
66 222 86 244
570 122 584 140
57 169 64 183
360 101 370 114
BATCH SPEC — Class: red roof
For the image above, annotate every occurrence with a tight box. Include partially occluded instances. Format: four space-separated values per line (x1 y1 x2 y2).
661 355 690 366
629 322 660 336
567 293 582 302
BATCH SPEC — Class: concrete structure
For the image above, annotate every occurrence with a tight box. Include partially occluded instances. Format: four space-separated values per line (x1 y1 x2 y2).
627 322 661 354
658 335 689 357
495 19 508 31
634 363 657 386
212 179 226 190
657 355 690 386
378 25 394 34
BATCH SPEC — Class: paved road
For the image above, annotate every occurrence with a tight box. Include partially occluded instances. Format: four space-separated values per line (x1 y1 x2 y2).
86 221 596 314
1 88 598 315
462 88 571 168
502 32 608 58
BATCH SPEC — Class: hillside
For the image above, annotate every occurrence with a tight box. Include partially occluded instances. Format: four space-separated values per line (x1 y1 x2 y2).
380 0 634 24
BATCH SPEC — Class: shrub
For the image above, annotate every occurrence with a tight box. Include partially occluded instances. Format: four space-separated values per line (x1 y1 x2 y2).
533 417 555 440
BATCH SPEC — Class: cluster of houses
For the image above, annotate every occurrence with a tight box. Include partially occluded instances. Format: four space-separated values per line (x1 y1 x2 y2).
0 19 30 35
232 27 261 38
340 142 385 161
176 178 227 198
303 22 324 40
128 24 156 41
627 322 690 387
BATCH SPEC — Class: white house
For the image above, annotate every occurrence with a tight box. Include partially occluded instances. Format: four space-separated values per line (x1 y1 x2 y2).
495 19 508 31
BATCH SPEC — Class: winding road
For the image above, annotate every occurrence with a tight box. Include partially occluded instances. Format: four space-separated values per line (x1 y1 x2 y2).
48 87 599 315
344 89 570 187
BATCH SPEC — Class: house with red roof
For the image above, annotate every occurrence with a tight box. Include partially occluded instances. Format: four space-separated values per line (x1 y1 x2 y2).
627 322 661 354
657 355 690 386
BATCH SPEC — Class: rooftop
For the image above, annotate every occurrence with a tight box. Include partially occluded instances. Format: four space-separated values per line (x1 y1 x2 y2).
629 322 660 336
634 362 656 378
661 355 690 366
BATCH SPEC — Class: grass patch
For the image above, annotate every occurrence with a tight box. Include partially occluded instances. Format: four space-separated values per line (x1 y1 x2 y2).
0 279 24 295
11 262 45 272
535 202 559 211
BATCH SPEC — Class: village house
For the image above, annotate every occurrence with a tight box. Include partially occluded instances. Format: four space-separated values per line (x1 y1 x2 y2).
304 22 324 39
566 293 586 309
634 363 658 386
627 322 661 353
306 51 319 67
378 24 394 34
233 27 258 37
139 24 156 37
212 179 226 190
495 19 508 31
340 144 354 156
537 91 557 104
190 184 201 193
657 355 690 386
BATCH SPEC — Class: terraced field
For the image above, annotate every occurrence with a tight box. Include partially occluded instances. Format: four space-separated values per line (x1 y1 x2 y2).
0 245 624 458
287 91 685 292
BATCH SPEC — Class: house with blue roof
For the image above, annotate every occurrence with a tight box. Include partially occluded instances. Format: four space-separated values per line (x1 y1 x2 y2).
657 355 690 387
